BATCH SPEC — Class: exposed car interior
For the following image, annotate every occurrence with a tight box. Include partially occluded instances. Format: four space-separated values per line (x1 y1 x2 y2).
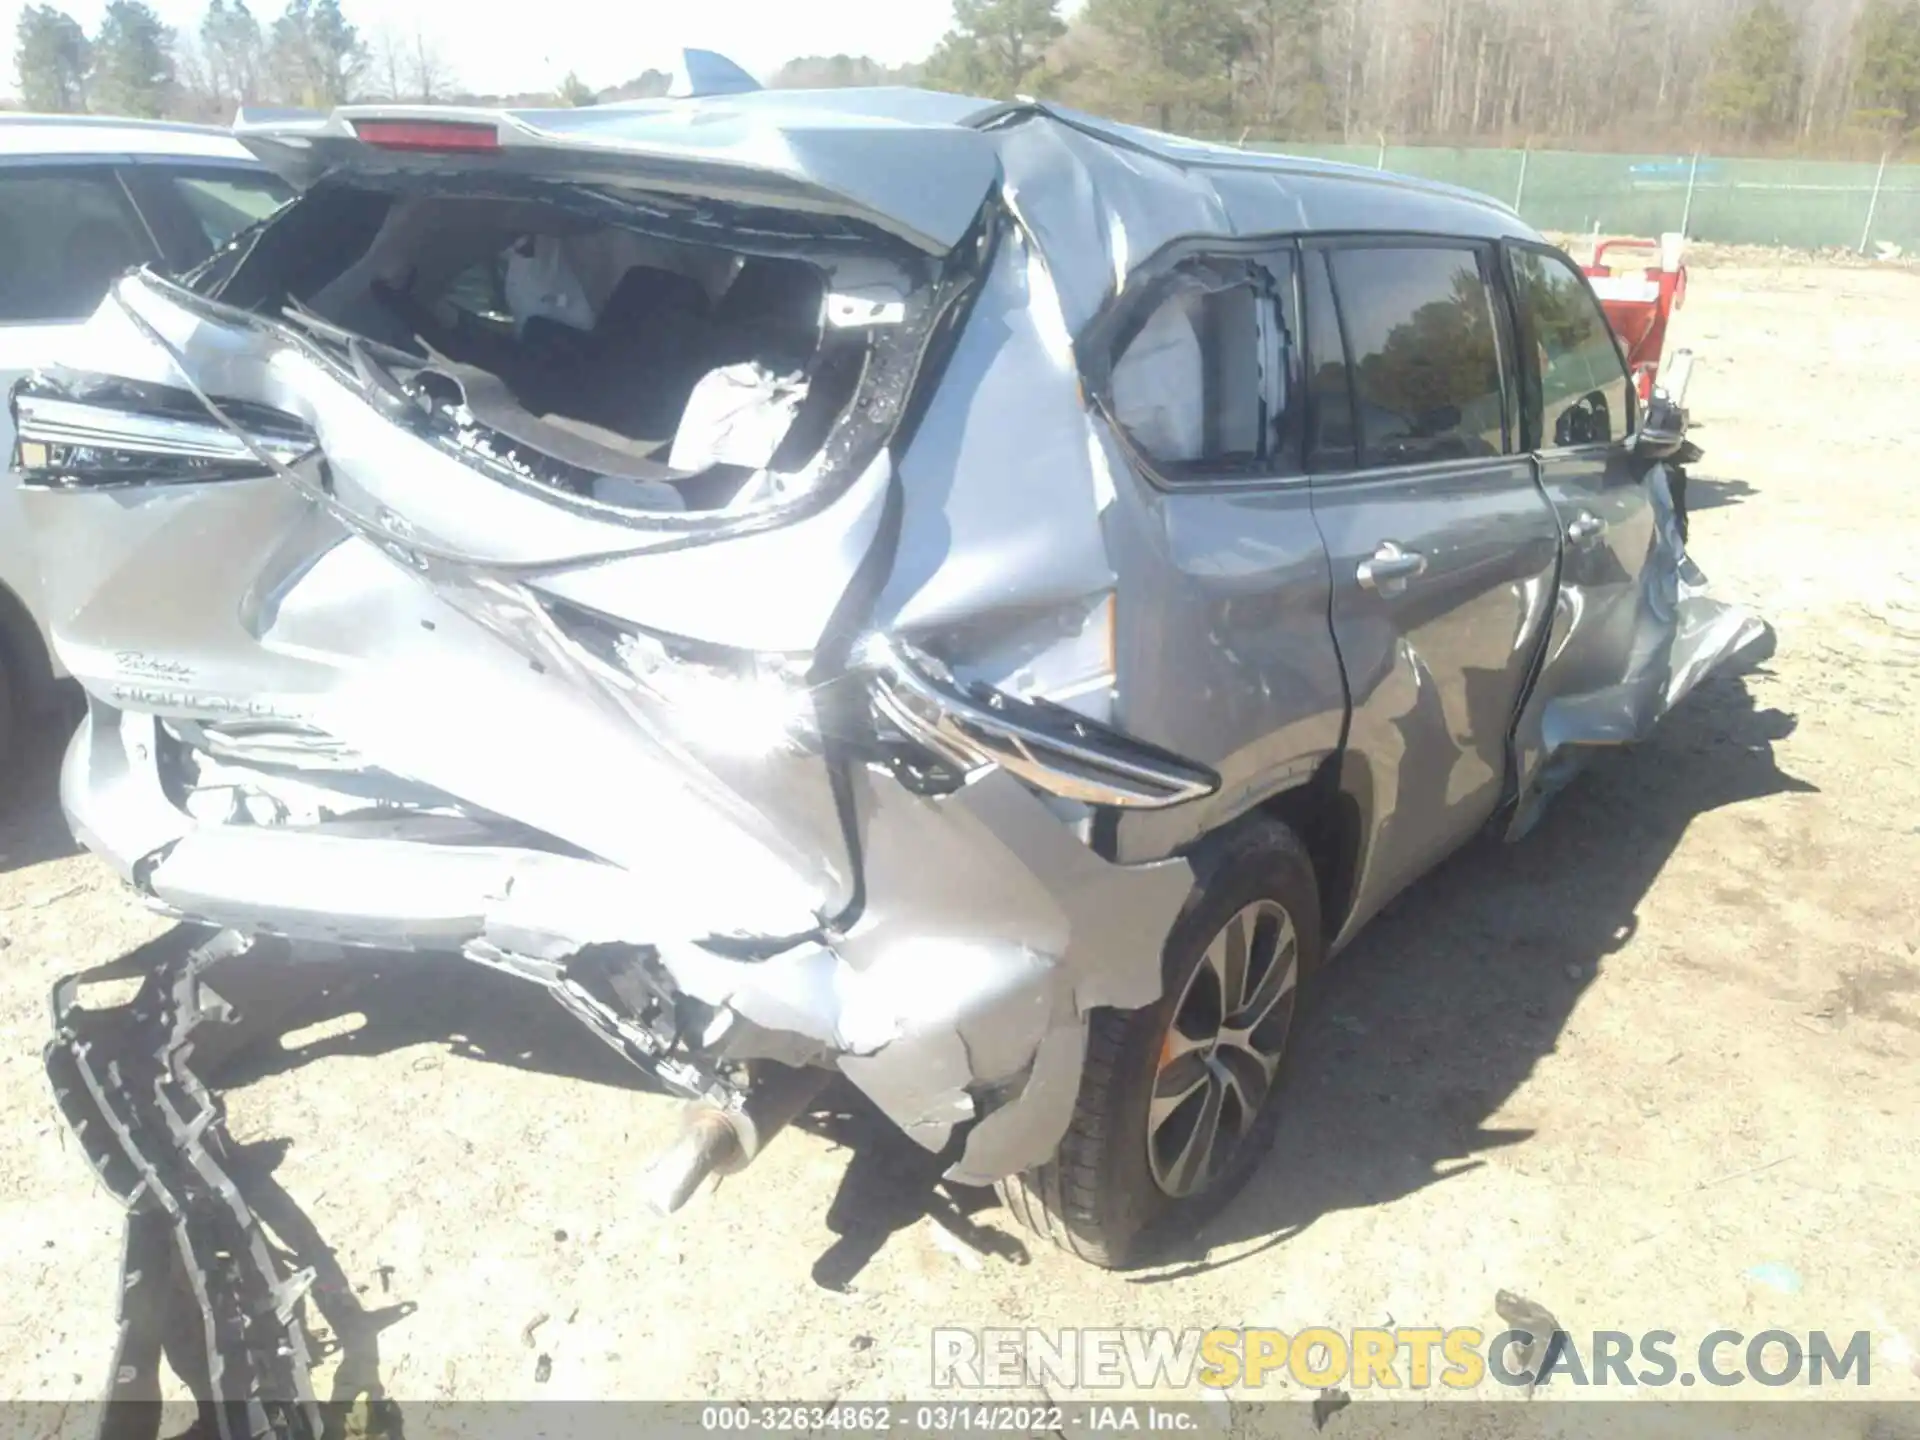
195 184 888 512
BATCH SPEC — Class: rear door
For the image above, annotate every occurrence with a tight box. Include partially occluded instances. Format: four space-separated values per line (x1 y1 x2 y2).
0 159 162 673
1502 242 1654 790
1304 240 1562 946
1078 240 1349 864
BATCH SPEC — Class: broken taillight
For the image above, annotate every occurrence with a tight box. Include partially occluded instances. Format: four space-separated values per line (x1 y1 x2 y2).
351 119 500 153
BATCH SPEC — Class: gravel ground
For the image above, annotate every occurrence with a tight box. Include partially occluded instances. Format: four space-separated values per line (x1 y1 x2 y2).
2 258 1917 1421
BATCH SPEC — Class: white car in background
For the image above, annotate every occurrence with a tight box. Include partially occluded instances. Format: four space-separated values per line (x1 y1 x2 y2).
0 115 292 759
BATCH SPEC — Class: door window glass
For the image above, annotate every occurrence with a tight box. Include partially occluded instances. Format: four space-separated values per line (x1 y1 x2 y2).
1328 245 1508 468
1510 247 1633 448
1106 254 1294 480
0 169 153 323
167 171 295 250
1303 249 1357 470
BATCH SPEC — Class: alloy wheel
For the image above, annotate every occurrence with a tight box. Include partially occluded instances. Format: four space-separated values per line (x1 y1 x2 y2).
1146 898 1300 1198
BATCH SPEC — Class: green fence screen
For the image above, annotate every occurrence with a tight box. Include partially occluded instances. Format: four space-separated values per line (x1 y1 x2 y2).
1235 142 1920 253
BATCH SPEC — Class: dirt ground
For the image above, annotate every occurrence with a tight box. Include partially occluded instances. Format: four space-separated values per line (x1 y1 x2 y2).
2 259 1918 1419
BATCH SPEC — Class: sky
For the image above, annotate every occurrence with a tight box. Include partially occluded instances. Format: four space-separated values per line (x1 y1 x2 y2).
5 0 969 99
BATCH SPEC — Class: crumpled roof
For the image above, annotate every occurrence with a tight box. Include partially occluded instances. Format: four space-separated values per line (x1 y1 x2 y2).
234 87 1535 282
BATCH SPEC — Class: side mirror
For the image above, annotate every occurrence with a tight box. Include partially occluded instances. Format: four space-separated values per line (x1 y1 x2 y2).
1636 348 1695 459
1636 392 1687 459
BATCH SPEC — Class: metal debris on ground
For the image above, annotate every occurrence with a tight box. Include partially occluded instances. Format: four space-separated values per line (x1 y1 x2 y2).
44 927 323 1440
1492 1288 1564 1396
1310 1388 1351 1429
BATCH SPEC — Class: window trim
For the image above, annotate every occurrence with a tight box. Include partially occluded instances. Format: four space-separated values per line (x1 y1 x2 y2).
1301 246 1360 475
1294 450 1539 491
1077 234 1305 494
0 159 163 327
1079 228 1626 492
1501 237 1639 455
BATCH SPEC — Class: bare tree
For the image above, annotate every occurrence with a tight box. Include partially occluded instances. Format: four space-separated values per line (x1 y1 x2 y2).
407 27 448 100
1016 0 1897 150
365 22 402 99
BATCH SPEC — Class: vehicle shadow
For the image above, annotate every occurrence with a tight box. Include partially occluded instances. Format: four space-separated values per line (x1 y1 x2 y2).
209 950 661 1095
1144 668 1810 1274
231 955 1035 1291
790 671 1811 1285
793 1093 1032 1291
40 667 1808 1367
0 709 83 874
47 939 664 1438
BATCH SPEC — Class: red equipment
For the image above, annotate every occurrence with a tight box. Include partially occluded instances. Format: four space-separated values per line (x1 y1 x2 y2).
1582 233 1689 403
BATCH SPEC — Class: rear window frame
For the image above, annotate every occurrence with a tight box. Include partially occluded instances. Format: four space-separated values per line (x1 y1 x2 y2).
1077 233 1307 492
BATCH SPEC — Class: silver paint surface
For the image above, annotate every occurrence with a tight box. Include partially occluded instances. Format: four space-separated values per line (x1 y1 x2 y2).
26 95 1764 1179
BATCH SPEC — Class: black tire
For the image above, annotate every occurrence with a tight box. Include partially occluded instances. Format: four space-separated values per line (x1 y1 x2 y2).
997 817 1321 1267
0 650 17 786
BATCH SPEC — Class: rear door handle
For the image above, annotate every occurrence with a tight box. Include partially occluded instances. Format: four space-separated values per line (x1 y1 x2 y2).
1567 511 1607 546
1356 541 1428 596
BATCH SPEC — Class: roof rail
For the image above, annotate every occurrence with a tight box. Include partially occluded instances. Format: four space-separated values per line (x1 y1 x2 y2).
0 112 231 136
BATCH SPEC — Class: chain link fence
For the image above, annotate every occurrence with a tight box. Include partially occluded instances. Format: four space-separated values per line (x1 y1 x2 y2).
1241 142 1920 253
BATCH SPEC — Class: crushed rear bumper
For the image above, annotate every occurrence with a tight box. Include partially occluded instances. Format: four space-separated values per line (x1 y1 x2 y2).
65 698 1195 1185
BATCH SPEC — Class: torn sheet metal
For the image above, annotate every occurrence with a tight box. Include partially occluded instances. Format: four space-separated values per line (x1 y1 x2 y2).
1508 463 1772 837
626 770 1192 1179
879 226 1114 638
232 91 1003 256
849 774 1188 1182
21 82 1773 1288
986 103 1521 337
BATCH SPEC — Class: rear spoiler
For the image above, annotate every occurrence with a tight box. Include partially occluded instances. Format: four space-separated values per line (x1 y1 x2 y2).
230 75 998 255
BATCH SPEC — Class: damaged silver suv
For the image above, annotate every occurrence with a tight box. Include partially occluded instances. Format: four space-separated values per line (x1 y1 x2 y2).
14 77 1763 1268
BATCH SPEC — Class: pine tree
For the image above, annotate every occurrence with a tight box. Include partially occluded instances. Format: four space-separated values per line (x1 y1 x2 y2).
14 4 91 111
89 0 174 117
1237 0 1331 134
924 0 1067 97
1851 0 1920 139
267 0 361 107
1701 0 1801 139
201 0 264 109
1080 0 1249 130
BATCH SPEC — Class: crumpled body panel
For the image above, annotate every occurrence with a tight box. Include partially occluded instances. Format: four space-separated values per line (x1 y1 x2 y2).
1508 464 1770 837
19 100 1766 1188
25 228 1201 1182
